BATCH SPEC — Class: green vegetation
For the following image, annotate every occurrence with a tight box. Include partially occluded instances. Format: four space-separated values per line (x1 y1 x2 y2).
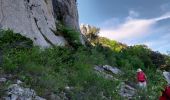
0 29 33 50
57 24 82 48
0 29 170 99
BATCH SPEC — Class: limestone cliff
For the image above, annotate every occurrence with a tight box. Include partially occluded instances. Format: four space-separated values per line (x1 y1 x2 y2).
0 0 82 47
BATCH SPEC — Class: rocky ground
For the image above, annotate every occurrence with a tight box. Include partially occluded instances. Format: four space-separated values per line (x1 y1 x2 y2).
0 65 139 100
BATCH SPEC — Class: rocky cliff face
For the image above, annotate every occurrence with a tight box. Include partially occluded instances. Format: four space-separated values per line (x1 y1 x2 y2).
53 0 79 31
0 0 81 47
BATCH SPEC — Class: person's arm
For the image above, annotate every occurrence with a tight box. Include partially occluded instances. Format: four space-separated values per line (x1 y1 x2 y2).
144 73 147 81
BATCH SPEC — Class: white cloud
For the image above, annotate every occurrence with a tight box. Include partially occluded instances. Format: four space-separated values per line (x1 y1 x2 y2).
126 10 139 20
100 19 155 41
153 12 170 21
129 10 139 17
99 12 170 42
99 12 170 53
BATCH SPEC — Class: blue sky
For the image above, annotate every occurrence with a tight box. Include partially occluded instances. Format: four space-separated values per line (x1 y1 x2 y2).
77 0 170 54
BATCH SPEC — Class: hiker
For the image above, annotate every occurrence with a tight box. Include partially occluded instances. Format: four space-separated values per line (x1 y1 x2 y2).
159 71 170 100
136 68 147 88
159 86 170 100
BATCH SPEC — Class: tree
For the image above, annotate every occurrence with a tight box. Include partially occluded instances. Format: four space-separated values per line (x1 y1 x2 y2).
150 51 165 68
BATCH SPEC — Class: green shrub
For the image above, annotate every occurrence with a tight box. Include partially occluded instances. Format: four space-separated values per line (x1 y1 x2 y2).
57 25 82 48
0 29 33 50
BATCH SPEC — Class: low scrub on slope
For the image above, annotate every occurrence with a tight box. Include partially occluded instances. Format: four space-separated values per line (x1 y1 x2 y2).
0 29 169 99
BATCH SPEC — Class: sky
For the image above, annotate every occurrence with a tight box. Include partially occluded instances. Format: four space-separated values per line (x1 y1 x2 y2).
77 0 170 54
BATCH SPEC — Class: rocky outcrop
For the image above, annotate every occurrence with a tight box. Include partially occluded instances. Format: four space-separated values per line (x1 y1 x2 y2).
0 0 82 47
80 24 91 35
94 65 122 75
53 0 79 31
3 84 46 100
1 78 45 100
0 77 6 83
94 65 122 80
119 82 136 99
163 71 170 84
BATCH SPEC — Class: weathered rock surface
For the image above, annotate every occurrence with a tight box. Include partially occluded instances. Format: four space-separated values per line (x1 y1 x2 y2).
53 0 79 31
0 77 6 83
119 82 136 99
163 71 170 84
0 0 82 47
80 24 91 35
3 83 46 100
94 65 122 74
103 65 122 74
94 65 122 80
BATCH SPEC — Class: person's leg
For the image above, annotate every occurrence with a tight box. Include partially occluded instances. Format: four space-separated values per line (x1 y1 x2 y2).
138 82 143 87
139 82 147 89
143 81 147 88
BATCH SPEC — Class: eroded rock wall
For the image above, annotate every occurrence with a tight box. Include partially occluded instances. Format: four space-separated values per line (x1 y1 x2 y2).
0 0 82 47
52 0 79 31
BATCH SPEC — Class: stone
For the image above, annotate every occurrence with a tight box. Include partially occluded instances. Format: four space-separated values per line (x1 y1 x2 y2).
103 65 122 74
163 71 170 84
0 0 83 47
94 66 105 72
119 82 136 99
4 84 46 100
95 71 113 80
80 24 94 36
16 80 23 85
49 93 61 100
35 96 46 100
0 77 7 83
94 65 122 80
94 65 122 75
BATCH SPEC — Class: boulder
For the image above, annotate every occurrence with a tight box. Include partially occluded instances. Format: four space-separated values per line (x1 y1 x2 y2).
103 65 122 74
0 77 6 83
119 82 136 99
163 71 170 84
94 66 105 72
94 65 122 80
3 84 46 100
94 65 122 75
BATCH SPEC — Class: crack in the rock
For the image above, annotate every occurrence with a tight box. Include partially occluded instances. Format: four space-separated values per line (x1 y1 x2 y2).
26 0 30 3
30 4 40 10
33 17 54 46
0 0 5 24
42 10 48 25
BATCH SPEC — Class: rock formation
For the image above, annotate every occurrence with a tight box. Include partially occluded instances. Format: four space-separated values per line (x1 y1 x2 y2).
53 0 79 31
0 0 82 47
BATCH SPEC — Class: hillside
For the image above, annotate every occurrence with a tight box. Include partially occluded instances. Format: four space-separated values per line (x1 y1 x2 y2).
1 0 170 100
0 29 170 100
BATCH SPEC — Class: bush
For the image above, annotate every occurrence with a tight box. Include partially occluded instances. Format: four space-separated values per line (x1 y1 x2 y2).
57 25 82 48
0 29 33 50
